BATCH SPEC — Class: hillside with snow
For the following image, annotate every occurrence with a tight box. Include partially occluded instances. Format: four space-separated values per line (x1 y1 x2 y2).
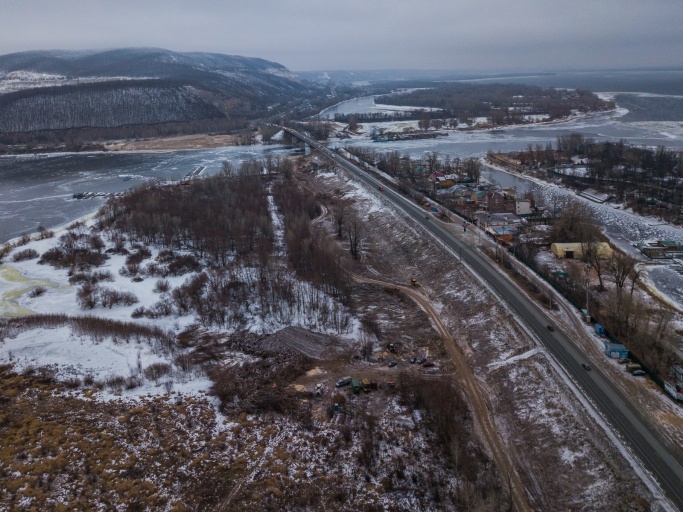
0 48 316 137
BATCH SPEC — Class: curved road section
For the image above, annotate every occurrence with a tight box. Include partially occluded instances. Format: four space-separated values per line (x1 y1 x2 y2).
284 127 683 511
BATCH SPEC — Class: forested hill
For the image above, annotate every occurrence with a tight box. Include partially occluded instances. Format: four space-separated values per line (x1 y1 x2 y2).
375 83 613 124
0 48 315 142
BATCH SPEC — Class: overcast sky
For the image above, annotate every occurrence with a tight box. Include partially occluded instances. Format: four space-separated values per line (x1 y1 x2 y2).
1 0 682 72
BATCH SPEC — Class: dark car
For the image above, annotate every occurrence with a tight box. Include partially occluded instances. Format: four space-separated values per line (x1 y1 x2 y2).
632 370 646 376
417 357 427 364
422 362 435 367
410 357 417 364
547 325 555 332
335 376 352 388
581 363 591 371
388 361 397 368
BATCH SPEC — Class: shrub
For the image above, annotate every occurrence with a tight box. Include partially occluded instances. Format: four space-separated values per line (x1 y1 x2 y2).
35 365 57 383
36 226 54 240
163 380 174 393
125 375 143 390
146 299 173 318
153 279 171 293
83 374 95 387
0 244 12 263
143 363 172 382
12 248 39 262
93 270 114 282
76 283 99 309
28 286 47 298
105 375 126 392
69 270 114 285
168 255 200 276
100 288 139 309
68 272 91 285
157 250 175 263
126 252 145 265
111 233 127 253
15 234 31 246
64 377 81 389
174 353 194 373
139 261 169 278
131 307 147 319
39 247 65 265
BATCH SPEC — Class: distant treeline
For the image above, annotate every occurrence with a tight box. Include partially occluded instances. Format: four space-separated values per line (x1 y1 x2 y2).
332 110 434 124
375 83 613 125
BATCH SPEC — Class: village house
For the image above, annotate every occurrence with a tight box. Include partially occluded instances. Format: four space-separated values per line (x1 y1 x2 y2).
488 225 518 243
636 240 683 259
515 199 532 216
475 212 522 230
431 173 456 189
484 189 516 213
474 212 522 243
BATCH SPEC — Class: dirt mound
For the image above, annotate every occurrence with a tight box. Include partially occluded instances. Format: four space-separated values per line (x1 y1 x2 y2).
262 326 334 359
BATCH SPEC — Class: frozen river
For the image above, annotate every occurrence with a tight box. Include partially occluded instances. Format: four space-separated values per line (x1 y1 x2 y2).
0 144 299 243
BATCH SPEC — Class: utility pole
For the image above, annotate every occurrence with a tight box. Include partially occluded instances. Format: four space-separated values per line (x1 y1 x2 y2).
585 264 591 322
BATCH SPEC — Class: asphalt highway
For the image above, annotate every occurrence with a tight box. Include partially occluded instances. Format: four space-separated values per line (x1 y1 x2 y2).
284 127 683 510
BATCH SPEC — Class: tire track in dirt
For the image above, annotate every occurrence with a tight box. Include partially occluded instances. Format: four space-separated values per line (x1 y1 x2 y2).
352 273 534 512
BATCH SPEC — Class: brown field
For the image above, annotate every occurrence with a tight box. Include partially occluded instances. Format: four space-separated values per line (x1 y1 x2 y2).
104 133 239 151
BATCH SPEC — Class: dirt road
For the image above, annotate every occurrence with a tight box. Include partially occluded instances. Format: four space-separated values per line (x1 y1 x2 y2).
352 273 533 512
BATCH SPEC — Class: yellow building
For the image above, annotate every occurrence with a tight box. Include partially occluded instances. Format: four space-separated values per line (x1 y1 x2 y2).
551 242 612 259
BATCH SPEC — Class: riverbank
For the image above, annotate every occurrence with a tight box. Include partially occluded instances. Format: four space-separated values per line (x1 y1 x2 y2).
103 133 240 151
483 154 683 313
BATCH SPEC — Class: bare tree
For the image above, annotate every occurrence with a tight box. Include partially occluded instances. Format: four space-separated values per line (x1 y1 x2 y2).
221 161 234 177
462 157 481 183
554 198 599 243
582 240 609 290
425 151 440 174
333 203 345 238
347 214 364 260
418 113 431 131
609 252 638 297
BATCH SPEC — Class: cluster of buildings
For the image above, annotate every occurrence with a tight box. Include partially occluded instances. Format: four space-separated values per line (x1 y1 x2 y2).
635 240 683 259
431 174 538 243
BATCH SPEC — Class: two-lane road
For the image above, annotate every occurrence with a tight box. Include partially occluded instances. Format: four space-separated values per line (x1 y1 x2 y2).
285 127 683 510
